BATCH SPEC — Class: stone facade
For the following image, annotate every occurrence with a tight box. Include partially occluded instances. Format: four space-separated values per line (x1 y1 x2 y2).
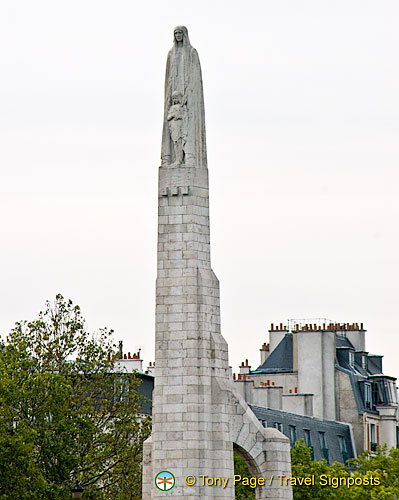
142 166 292 498
235 321 399 458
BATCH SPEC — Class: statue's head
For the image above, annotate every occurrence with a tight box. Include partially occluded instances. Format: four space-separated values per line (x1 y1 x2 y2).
171 91 182 104
173 26 190 46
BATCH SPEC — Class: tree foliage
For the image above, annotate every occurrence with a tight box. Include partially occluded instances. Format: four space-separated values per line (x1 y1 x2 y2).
291 439 399 500
233 441 399 500
234 451 255 500
0 294 151 500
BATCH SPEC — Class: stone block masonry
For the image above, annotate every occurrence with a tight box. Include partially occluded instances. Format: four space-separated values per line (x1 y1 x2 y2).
142 26 292 500
142 163 292 499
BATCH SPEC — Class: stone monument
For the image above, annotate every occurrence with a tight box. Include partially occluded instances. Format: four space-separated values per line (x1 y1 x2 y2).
142 26 292 499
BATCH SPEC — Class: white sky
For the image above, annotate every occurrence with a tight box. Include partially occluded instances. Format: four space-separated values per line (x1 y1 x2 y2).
1 1 398 380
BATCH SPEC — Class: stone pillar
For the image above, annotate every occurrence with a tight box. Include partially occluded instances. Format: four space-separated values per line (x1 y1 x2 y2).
142 26 292 500
146 165 234 498
142 163 292 499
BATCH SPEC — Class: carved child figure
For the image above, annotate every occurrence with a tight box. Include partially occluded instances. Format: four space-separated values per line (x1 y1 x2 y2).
167 91 186 165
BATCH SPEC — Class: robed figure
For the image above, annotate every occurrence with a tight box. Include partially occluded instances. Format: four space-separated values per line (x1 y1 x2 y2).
161 26 207 168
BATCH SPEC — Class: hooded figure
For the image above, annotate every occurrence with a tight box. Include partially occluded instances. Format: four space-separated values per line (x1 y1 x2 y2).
161 26 207 168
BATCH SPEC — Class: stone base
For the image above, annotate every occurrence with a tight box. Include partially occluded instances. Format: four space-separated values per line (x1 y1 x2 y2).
142 378 292 499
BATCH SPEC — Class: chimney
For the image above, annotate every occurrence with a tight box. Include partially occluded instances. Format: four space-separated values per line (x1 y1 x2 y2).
260 342 270 364
239 360 251 376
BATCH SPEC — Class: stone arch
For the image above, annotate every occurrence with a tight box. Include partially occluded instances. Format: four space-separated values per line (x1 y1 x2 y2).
229 384 293 500
234 442 262 478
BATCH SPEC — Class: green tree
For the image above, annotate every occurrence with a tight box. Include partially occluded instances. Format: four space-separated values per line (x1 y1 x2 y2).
345 445 399 500
291 440 399 500
291 440 348 500
0 294 151 500
234 451 255 500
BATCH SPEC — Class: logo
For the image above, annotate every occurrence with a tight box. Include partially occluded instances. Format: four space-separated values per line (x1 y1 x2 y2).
155 471 175 491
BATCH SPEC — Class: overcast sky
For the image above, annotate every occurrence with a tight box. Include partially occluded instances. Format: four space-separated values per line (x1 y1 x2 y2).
1 1 398 380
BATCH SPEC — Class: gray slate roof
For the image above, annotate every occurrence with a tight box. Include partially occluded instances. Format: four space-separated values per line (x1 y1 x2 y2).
251 333 293 374
250 405 355 463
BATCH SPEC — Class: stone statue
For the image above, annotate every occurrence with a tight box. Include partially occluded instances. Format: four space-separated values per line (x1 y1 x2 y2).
161 26 207 167
167 91 186 165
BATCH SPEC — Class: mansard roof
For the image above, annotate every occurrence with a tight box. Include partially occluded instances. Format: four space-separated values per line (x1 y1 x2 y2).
251 333 293 374
250 405 355 464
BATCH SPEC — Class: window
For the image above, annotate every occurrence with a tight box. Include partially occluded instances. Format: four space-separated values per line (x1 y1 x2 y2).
348 351 355 368
274 422 283 432
369 424 377 452
289 425 296 446
261 420 267 428
362 355 368 370
304 429 311 447
372 378 399 406
396 426 399 449
114 376 129 403
304 429 314 460
338 435 348 462
319 431 327 448
372 382 383 405
364 383 372 409
389 381 398 404
319 432 329 462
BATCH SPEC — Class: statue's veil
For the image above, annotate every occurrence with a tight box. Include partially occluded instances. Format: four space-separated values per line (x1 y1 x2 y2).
173 26 191 47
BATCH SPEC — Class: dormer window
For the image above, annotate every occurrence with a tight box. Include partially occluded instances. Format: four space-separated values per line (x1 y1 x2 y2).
349 351 355 368
364 383 372 409
362 355 368 370
371 377 398 406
